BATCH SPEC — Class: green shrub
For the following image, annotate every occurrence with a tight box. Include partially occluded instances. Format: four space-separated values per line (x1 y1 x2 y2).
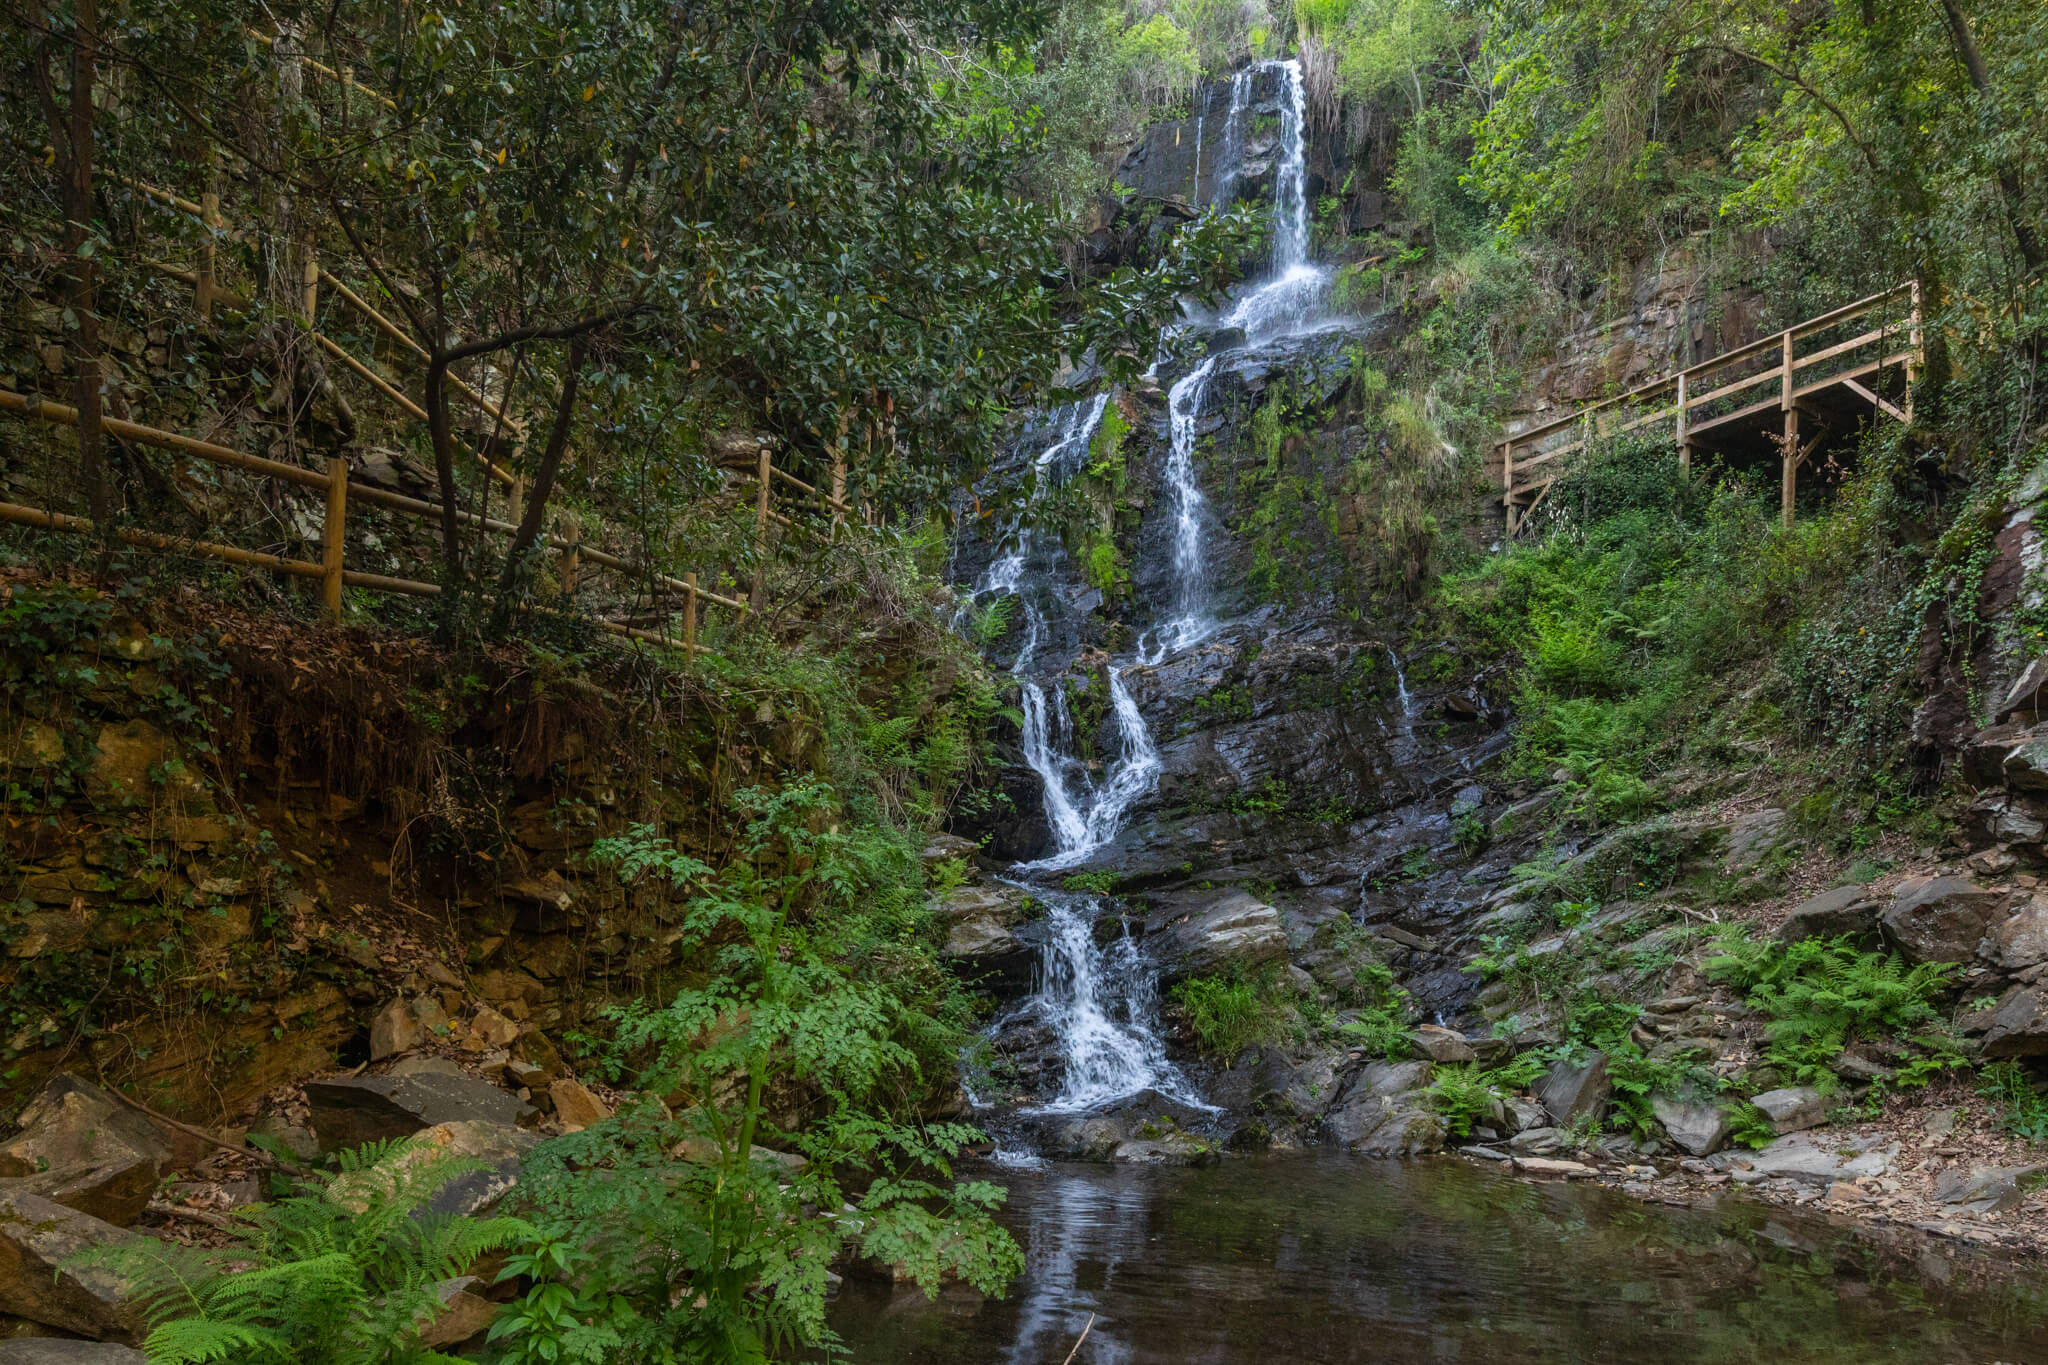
1427 1054 1548 1137
1337 960 1415 1059
1978 1061 2048 1143
1175 970 1298 1058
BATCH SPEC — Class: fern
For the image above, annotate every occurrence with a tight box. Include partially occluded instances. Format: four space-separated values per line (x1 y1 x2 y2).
1709 931 1955 1087
78 1139 534 1365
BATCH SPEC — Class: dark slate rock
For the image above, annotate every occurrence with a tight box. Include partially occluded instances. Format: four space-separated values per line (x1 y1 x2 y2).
1775 885 1880 942
305 1074 536 1152
1879 876 2005 965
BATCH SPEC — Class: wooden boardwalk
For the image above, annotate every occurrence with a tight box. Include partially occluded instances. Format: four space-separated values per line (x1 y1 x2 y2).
1498 283 1923 534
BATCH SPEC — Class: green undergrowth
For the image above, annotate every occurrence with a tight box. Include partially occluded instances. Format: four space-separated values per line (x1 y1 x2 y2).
1457 916 1971 1143
1174 966 1306 1058
1707 928 1962 1094
1427 412 2029 837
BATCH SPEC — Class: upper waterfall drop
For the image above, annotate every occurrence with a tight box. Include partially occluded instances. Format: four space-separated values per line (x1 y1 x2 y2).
1221 58 1329 341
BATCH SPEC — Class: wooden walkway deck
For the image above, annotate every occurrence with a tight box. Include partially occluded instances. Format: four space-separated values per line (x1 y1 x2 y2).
1498 283 1923 534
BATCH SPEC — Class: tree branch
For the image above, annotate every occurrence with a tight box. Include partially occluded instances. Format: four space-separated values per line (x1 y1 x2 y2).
1680 43 1879 174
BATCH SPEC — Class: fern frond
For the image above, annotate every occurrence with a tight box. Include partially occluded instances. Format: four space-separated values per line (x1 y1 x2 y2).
144 1318 290 1364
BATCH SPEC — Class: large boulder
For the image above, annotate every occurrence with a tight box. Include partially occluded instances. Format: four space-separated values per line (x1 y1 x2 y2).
1142 890 1287 982
0 1188 145 1340
1751 1086 1829 1134
1775 886 1880 943
2005 729 2048 791
416 1276 502 1350
1879 876 2005 965
1963 721 2032 789
1407 1026 1478 1064
1986 895 2048 971
304 1073 535 1153
1324 1060 1445 1156
1534 1053 1611 1125
0 1078 171 1227
1980 988 2048 1058
1997 658 2048 725
1720 809 1790 875
933 885 1032 967
1651 1095 1732 1156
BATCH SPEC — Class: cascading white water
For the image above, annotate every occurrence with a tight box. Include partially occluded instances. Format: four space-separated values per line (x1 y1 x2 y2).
1221 59 1328 340
966 395 1166 872
1143 355 1222 663
1269 59 1310 273
966 57 1332 1125
968 891 1203 1140
1387 646 1418 766
1211 69 1252 208
1003 889 1205 1113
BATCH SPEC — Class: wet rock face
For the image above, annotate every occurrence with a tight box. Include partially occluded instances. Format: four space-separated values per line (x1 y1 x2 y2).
1141 888 1288 983
1110 66 1349 219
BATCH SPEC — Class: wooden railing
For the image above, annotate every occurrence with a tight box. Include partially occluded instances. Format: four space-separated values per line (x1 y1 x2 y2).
6 70 862 653
0 387 849 652
1499 282 1923 533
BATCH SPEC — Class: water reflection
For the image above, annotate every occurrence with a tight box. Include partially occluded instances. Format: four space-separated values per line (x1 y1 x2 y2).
826 1153 2048 1363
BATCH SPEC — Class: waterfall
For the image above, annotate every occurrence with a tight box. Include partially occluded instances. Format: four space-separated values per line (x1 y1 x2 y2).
967 394 1168 871
1269 59 1310 274
1143 355 1222 663
1220 59 1328 341
1002 888 1205 1114
962 56 1335 1127
1387 646 1417 764
1211 69 1252 208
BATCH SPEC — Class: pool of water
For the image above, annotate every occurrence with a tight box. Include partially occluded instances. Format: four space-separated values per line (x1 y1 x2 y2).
825 1152 2048 1363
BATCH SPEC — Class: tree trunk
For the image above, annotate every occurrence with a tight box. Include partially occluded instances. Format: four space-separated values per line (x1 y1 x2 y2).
1936 0 2044 271
424 352 465 602
491 337 588 627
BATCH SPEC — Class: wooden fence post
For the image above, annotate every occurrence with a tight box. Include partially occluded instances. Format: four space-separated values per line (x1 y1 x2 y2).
682 570 698 663
1500 439 1516 539
561 513 581 599
197 150 221 321
1905 281 1923 424
1675 371 1690 475
750 446 770 610
1779 328 1798 529
321 455 347 624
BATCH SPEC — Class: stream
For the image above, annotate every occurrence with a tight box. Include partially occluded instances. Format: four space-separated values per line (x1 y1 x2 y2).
921 57 2048 1365
826 1153 2048 1362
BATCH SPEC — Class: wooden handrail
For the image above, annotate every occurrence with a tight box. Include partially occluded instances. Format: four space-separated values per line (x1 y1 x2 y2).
1499 283 1921 537
2 385 770 636
0 389 328 489
100 162 523 476
1501 284 1914 451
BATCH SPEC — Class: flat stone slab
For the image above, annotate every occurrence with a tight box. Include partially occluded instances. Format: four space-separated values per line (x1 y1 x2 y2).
0 1187 144 1340
0 1345 149 1364
1751 1086 1830 1134
1512 1157 1594 1178
305 1073 535 1153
